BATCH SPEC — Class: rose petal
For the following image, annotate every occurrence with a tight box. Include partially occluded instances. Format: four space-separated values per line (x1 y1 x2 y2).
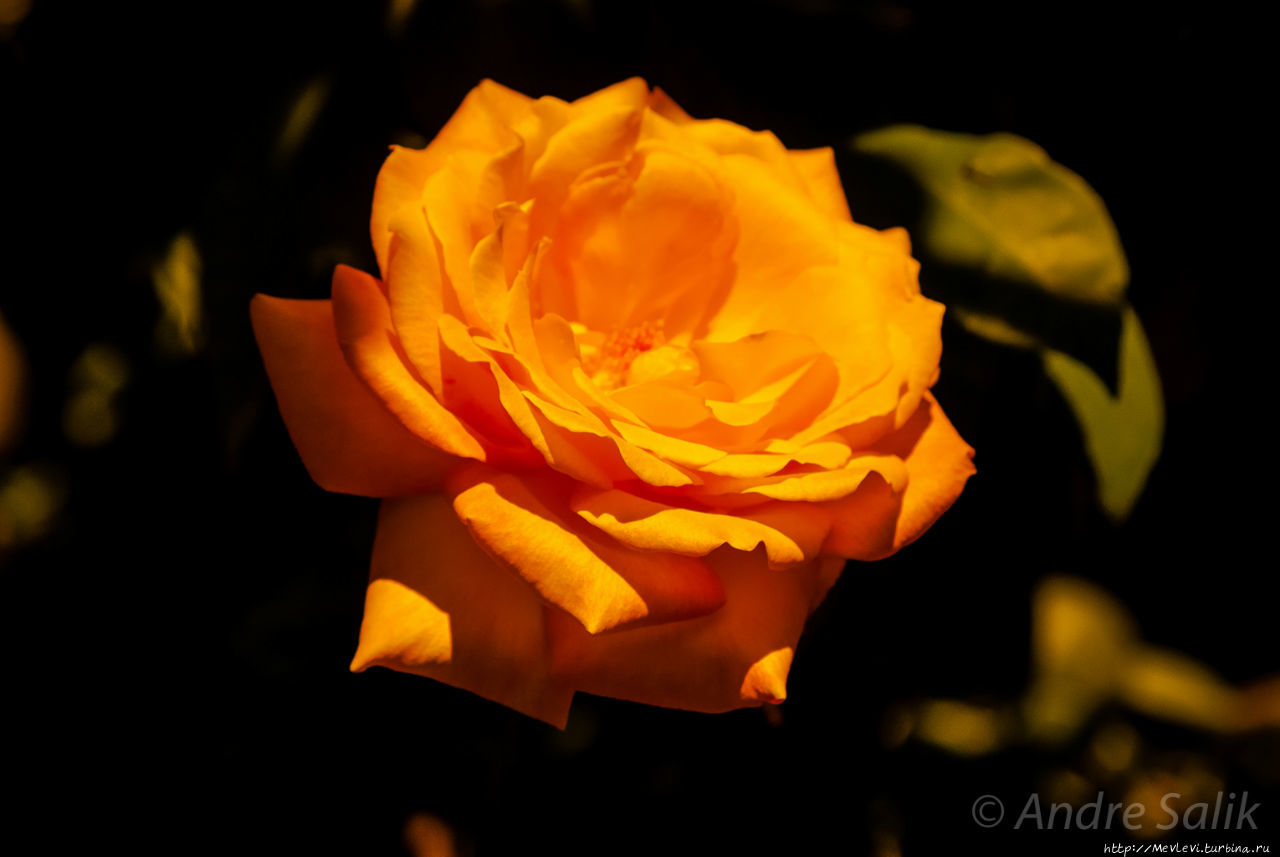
384 205 452 393
572 76 651 112
370 145 437 278
572 486 831 568
527 105 644 243
703 154 839 341
439 78 537 151
350 493 574 728
823 393 975 559
330 265 489 461
788 146 852 222
250 294 461 496
877 392 976 548
442 312 696 488
692 330 821 401
783 278 945 450
449 466 726 634
740 453 907 502
538 142 736 335
370 79 535 275
522 390 696 488
680 119 807 198
550 548 845 712
647 86 693 124
609 381 714 431
435 313 557 460
421 150 505 327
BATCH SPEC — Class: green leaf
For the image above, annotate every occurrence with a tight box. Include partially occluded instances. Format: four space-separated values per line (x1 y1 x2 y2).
853 125 1129 307
1042 306 1163 522
951 306 1041 349
852 124 1163 521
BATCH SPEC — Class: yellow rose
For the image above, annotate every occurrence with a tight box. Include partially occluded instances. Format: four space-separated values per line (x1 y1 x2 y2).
251 79 974 726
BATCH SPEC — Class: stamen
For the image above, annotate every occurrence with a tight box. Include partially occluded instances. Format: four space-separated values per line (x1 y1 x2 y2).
581 320 665 390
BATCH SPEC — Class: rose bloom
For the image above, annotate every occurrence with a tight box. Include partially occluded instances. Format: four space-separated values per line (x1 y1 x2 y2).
252 79 974 726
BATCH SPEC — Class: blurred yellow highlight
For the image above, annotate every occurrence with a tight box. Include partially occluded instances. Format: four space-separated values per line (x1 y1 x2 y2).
1124 764 1223 839
0 465 64 549
276 77 330 165
915 700 1009 757
1089 721 1139 776
64 343 128 447
1120 649 1239 733
386 0 418 36
152 231 205 356
906 576 1280 758
1025 575 1137 744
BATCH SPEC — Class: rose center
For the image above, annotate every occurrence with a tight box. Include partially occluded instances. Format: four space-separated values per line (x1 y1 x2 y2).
574 320 699 391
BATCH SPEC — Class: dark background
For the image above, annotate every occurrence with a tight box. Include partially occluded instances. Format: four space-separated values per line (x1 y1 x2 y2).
3 1 1275 854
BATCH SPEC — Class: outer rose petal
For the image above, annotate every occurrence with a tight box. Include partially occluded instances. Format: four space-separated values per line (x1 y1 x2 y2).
572 486 832 568
788 147 852 222
350 493 574 728
448 465 726 634
250 295 457 496
647 86 693 124
371 80 536 274
824 393 975 559
549 547 846 712
330 265 489 462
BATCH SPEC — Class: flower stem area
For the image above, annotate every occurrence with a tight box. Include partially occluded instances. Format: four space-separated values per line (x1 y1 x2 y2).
1 2 1274 855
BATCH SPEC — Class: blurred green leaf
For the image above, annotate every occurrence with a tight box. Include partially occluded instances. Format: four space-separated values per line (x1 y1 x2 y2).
1043 306 1163 522
949 307 1041 349
852 125 1163 521
853 125 1129 306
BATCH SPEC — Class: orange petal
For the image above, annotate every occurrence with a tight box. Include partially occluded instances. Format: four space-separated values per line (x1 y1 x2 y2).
571 77 651 112
435 78 536 154
550 548 842 712
815 472 902 560
440 315 686 486
420 151 495 328
692 330 822 401
350 494 573 727
330 265 489 461
788 146 852 222
528 105 644 240
823 393 974 559
783 271 944 450
681 120 804 196
370 79 535 275
648 86 693 124
449 466 726 634
370 144 438 278
612 420 724 469
539 141 735 335
695 438 851 479
609 380 713 432
572 486 831 568
384 204 453 393
743 453 907 502
444 305 698 489
250 294 459 496
878 392 976 549
522 390 695 488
